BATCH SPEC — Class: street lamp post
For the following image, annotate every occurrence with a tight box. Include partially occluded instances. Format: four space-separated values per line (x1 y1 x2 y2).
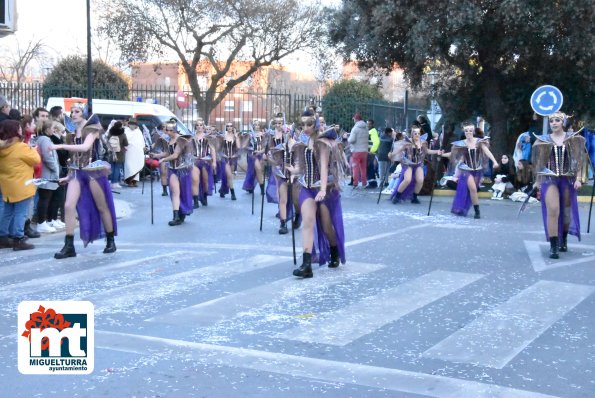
86 0 93 114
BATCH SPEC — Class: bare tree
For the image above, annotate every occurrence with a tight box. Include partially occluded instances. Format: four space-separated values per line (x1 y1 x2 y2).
97 0 323 123
0 38 46 83
0 38 47 112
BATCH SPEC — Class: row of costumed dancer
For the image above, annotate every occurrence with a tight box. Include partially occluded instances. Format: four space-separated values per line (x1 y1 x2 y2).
388 114 586 260
47 107 583 270
146 111 347 278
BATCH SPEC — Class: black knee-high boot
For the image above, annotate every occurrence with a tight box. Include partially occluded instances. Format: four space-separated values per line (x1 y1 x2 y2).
169 210 182 226
473 204 480 219
328 246 340 268
293 213 302 229
549 236 559 259
293 253 313 278
103 232 116 253
559 232 568 252
55 235 76 259
279 220 288 235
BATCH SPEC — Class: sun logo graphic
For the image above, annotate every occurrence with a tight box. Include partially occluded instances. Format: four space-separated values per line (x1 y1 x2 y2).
18 301 94 375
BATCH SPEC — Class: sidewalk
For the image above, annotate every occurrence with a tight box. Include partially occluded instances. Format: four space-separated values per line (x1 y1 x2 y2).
367 186 595 203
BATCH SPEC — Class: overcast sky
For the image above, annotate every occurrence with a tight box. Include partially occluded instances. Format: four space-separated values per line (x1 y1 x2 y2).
3 0 342 77
9 0 88 56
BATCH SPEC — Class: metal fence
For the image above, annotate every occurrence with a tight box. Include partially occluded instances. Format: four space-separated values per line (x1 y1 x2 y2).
0 81 426 132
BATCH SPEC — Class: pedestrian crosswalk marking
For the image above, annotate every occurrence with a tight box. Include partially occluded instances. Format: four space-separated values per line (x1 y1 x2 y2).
0 249 144 280
422 280 595 369
0 248 57 267
83 255 291 315
121 241 291 252
146 261 385 326
0 251 201 300
524 240 595 272
96 330 557 398
277 270 484 346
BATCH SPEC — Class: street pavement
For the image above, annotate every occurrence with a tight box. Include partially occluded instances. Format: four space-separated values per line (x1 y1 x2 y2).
1 179 594 397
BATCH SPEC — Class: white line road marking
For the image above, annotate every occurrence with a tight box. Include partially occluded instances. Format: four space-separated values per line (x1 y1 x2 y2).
422 280 595 369
96 330 557 398
0 248 57 267
146 261 385 326
345 224 427 247
278 270 484 346
120 241 292 252
83 255 291 315
123 229 422 252
0 249 143 279
0 251 202 300
524 240 595 272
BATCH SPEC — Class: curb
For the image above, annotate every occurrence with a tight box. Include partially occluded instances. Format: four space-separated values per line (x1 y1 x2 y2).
376 188 594 203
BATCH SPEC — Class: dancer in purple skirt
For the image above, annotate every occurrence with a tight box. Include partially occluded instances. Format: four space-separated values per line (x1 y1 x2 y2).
150 122 194 226
51 105 117 258
390 124 441 204
269 113 300 234
190 120 216 208
442 120 499 219
289 110 346 278
531 111 587 259
214 122 247 201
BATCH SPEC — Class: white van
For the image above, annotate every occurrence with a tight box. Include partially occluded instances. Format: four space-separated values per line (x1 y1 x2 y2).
45 97 192 135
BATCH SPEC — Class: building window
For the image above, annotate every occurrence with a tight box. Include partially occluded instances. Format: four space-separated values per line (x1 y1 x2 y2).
241 101 253 112
224 101 234 112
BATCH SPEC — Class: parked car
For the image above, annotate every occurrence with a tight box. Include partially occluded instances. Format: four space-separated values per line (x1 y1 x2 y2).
45 97 192 135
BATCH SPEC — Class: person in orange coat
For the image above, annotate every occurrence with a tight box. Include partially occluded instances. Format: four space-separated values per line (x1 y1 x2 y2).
0 120 41 250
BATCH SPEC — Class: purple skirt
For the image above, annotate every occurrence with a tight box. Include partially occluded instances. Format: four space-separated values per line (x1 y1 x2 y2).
451 170 482 217
74 169 117 247
195 159 214 197
299 187 346 266
217 158 237 195
266 172 277 204
242 154 258 191
168 167 193 216
390 164 421 202
242 154 277 203
540 177 581 241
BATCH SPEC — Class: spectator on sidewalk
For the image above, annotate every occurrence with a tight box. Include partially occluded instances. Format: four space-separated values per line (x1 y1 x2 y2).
0 120 40 250
365 119 380 188
47 121 68 224
491 154 516 200
20 115 41 239
123 118 146 187
34 120 62 233
49 106 63 121
377 127 393 187
347 112 369 189
107 121 128 189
